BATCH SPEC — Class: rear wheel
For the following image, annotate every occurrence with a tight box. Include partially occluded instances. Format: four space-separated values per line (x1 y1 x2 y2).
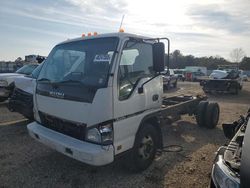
205 103 220 129
196 101 208 127
127 123 158 172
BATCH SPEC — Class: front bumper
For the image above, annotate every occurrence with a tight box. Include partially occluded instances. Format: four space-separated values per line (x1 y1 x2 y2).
0 87 10 97
27 122 114 166
210 147 240 188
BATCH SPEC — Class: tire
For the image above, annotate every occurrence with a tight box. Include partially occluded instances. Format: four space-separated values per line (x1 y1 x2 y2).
205 103 220 129
173 79 177 88
196 101 208 127
127 123 158 172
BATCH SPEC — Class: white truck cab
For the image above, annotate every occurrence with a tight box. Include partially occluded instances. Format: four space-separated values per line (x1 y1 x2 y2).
27 32 219 171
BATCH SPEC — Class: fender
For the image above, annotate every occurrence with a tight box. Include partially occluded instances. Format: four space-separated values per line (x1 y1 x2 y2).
135 111 163 149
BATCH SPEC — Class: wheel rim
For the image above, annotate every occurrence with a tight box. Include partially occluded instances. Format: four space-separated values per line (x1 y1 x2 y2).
138 135 154 160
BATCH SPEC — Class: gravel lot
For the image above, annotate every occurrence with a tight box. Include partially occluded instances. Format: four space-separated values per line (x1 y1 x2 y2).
0 81 249 188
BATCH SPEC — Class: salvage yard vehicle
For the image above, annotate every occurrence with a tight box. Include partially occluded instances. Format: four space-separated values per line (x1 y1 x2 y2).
210 109 250 188
173 69 185 81
200 65 243 95
27 32 220 171
0 64 38 102
162 68 178 89
8 63 43 120
185 71 205 82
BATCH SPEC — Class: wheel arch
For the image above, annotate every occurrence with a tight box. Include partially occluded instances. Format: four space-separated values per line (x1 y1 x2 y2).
135 112 163 149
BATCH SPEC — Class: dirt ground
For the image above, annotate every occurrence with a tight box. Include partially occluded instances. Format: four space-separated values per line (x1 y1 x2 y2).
0 81 249 188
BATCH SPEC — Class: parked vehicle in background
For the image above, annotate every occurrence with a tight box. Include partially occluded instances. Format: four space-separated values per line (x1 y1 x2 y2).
239 70 248 81
185 66 207 75
8 63 43 120
242 74 248 81
210 109 250 188
200 66 243 94
0 64 39 102
173 69 185 81
162 68 178 89
185 71 205 82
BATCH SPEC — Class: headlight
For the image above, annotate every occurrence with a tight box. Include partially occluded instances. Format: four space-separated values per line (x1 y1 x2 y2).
86 123 113 145
0 80 8 87
213 159 240 188
86 128 101 143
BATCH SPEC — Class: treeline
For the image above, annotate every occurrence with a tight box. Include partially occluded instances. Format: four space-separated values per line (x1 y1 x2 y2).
166 50 250 70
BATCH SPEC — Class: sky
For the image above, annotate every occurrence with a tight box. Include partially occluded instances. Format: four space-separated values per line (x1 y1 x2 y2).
0 0 250 61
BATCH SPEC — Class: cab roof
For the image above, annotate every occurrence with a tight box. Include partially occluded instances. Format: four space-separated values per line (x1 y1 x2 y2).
58 32 152 46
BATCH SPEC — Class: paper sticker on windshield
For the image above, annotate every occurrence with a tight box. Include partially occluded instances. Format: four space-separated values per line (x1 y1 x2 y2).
94 54 111 62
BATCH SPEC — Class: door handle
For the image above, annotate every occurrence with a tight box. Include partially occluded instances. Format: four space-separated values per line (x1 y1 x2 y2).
152 94 159 101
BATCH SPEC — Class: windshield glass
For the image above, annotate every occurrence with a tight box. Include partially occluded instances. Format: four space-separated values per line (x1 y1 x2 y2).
31 63 43 79
16 64 38 75
38 37 119 88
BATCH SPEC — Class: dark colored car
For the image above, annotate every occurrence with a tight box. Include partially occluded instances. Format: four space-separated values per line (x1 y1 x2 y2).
210 109 250 188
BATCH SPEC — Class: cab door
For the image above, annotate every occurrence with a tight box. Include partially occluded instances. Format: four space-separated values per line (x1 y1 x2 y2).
112 39 162 154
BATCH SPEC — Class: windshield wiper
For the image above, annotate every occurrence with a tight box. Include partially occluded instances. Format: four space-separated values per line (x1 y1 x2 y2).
56 79 99 89
37 78 52 82
57 79 83 84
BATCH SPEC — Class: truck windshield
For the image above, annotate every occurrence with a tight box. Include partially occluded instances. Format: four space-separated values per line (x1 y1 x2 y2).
38 37 119 88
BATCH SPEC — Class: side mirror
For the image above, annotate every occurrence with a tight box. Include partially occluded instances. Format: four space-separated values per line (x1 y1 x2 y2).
153 42 165 73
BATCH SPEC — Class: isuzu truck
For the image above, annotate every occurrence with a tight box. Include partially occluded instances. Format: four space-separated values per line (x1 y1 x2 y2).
27 32 220 171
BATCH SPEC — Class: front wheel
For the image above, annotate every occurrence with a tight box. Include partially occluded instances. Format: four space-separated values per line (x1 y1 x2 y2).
127 123 158 172
205 103 220 129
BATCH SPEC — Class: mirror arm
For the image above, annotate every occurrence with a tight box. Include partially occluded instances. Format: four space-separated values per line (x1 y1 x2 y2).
138 73 161 94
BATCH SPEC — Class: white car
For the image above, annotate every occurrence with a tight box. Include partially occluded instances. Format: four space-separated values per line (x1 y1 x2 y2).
8 63 43 119
162 68 178 89
0 64 38 102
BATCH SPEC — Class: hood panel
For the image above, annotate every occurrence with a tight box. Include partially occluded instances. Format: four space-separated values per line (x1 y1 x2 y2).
0 73 21 78
0 73 24 85
36 87 113 126
210 70 228 79
37 94 91 123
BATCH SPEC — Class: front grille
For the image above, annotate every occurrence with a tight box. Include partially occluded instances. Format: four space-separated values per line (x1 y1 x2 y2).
39 111 86 141
11 88 33 104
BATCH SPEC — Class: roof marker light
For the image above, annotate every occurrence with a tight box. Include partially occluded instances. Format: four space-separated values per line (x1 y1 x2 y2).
88 32 92 36
81 33 85 37
93 32 98 36
119 28 124 33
